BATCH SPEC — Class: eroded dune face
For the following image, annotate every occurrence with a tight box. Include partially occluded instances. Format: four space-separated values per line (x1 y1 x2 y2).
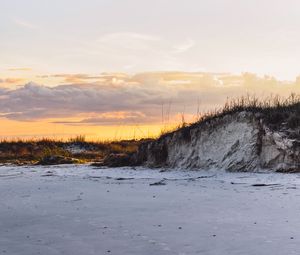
136 112 300 172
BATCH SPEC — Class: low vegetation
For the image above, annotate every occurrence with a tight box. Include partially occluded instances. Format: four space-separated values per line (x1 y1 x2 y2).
2 94 300 166
0 137 148 165
160 94 300 140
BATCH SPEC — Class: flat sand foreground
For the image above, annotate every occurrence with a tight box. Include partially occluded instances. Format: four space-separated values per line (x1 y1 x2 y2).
1 165 300 255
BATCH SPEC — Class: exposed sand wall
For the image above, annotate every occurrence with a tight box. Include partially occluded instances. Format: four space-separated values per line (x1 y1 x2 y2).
136 112 300 172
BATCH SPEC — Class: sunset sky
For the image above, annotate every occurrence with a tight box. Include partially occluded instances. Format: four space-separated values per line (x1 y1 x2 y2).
1 0 300 140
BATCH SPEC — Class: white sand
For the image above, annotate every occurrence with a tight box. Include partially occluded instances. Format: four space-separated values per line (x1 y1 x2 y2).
1 165 300 255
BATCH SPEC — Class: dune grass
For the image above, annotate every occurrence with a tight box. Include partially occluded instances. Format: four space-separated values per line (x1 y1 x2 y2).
159 94 300 139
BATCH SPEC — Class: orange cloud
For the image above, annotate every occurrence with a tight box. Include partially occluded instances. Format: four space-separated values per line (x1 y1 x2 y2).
1 71 300 140
7 68 32 72
38 73 129 84
1 72 300 126
0 78 25 85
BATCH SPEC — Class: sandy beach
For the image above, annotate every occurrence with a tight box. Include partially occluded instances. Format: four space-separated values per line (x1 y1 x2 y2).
1 165 300 255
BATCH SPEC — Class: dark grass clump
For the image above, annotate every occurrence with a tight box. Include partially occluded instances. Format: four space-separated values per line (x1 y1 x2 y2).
160 94 300 140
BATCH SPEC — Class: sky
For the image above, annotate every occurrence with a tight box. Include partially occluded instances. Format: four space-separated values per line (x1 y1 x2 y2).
1 0 300 140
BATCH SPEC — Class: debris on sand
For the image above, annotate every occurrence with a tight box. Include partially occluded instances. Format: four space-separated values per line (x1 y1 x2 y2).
186 175 216 181
41 170 57 177
115 177 134 181
149 180 166 186
251 183 281 187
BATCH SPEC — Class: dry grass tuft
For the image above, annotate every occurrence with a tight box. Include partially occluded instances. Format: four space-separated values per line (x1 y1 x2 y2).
160 94 300 139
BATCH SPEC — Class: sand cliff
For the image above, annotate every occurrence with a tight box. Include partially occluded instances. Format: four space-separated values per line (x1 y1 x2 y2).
135 111 300 172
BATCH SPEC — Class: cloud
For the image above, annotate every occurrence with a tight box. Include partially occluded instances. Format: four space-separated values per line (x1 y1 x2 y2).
0 78 25 85
40 74 105 83
173 39 196 53
13 18 37 29
98 33 160 51
0 81 166 121
0 72 299 125
37 72 132 85
68 33 198 71
53 111 153 126
7 68 32 72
